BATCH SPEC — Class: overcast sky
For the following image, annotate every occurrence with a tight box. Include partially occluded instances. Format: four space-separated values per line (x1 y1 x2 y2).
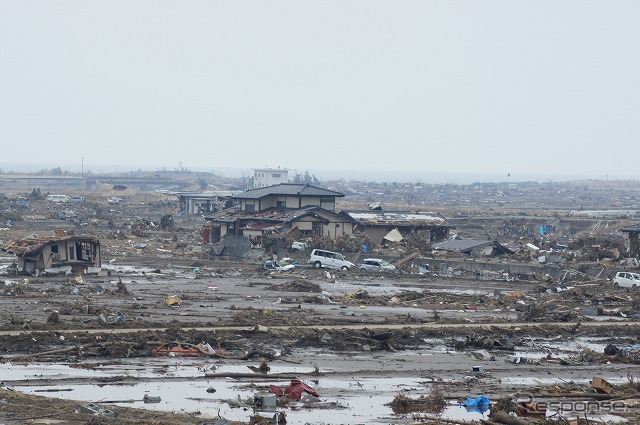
1 1 639 182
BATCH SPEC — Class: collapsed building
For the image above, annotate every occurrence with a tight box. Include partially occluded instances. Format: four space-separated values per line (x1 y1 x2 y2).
1 230 101 275
432 239 514 257
339 210 454 247
620 222 640 258
176 191 238 215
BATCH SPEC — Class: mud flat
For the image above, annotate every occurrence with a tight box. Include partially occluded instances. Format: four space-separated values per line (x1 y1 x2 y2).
2 261 640 424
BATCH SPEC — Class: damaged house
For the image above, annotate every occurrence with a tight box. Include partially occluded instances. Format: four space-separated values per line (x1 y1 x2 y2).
432 239 514 257
2 231 101 275
203 184 356 252
340 210 454 247
176 191 238 215
620 223 640 258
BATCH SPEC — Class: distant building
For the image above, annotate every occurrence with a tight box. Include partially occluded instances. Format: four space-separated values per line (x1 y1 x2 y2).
176 191 239 215
253 168 288 188
570 210 640 219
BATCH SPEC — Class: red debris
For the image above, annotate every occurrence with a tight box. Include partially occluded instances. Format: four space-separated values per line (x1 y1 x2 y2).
269 379 319 400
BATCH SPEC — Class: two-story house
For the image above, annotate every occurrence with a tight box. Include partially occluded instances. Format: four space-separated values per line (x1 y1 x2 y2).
203 183 356 249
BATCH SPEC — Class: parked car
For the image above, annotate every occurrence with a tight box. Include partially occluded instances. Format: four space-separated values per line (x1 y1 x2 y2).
291 241 308 251
108 197 123 205
308 249 355 270
67 196 85 204
358 258 397 272
58 210 77 220
613 272 640 288
263 260 295 272
46 194 69 203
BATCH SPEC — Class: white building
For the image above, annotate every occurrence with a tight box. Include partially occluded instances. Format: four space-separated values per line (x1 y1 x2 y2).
253 167 288 188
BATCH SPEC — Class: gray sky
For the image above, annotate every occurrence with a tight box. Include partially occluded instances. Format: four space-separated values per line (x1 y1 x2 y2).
1 1 639 181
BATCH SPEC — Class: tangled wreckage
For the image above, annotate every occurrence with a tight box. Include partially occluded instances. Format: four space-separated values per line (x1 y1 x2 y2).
3 175 640 423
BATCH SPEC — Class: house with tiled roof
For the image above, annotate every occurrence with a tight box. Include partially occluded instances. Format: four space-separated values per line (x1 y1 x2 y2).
232 183 344 212
203 184 356 249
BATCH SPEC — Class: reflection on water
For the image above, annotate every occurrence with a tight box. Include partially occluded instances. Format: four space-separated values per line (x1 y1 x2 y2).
1 359 630 425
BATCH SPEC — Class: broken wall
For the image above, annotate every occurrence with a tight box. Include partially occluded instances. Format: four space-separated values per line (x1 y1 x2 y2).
421 258 561 277
220 234 253 257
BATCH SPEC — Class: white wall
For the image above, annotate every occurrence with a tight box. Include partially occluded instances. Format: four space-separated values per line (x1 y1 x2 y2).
253 169 289 188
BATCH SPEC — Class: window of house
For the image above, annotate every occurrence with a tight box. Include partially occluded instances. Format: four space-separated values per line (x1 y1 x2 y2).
77 242 93 261
272 173 280 178
51 244 60 261
277 200 286 208
246 204 255 212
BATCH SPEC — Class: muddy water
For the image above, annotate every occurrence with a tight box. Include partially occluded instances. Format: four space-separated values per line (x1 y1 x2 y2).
3 341 635 425
3 359 487 424
4 358 631 424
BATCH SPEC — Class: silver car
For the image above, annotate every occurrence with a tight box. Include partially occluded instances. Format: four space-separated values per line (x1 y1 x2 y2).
67 196 85 204
263 260 295 272
358 258 397 272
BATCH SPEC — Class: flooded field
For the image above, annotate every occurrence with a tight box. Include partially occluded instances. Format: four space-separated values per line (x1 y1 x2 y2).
2 334 639 424
3 356 481 424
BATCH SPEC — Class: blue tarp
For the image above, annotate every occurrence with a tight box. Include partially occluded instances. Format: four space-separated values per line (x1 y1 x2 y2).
463 395 491 414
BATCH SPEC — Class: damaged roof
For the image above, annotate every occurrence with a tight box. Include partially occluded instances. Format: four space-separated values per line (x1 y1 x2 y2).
233 183 344 200
433 239 514 255
205 206 331 224
239 223 285 231
341 210 454 228
2 233 99 256
620 223 640 232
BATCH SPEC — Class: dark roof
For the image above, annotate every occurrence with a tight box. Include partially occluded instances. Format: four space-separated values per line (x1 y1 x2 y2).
233 183 344 200
433 239 495 252
621 223 640 232
205 206 331 225
433 239 514 255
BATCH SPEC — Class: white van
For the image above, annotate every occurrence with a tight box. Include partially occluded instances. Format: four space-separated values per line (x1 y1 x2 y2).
613 272 640 288
46 194 69 203
67 196 85 204
308 249 355 270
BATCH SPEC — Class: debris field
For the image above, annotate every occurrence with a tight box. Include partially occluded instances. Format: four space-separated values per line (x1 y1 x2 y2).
2 175 640 424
